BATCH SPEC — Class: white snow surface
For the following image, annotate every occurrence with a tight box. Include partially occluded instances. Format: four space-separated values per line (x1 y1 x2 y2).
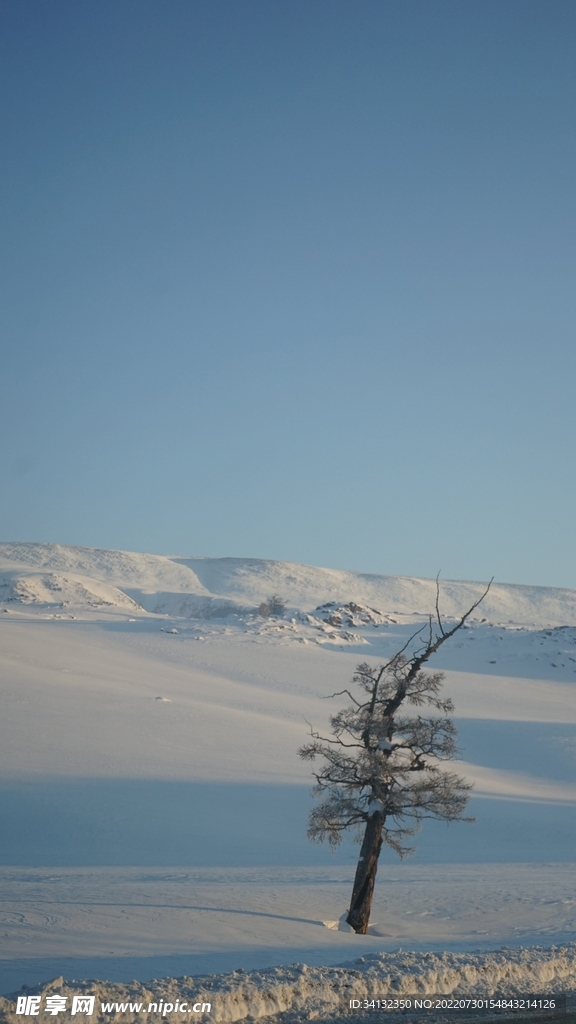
1 543 576 1008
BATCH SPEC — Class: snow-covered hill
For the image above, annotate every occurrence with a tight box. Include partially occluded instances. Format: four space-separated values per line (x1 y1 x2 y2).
0 543 206 594
0 570 142 611
2 542 576 626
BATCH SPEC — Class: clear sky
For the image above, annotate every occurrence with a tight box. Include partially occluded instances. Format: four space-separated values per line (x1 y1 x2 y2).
2 0 576 589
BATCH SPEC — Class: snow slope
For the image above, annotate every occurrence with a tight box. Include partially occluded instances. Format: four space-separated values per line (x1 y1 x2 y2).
1 543 575 1002
0 571 142 611
0 544 207 595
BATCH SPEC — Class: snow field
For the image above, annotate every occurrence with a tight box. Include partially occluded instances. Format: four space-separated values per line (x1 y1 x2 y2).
1 860 575 995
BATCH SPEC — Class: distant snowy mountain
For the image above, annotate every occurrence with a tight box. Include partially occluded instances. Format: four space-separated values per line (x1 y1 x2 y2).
1 541 576 627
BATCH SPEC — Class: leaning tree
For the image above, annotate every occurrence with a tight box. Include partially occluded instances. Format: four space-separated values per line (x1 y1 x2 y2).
299 578 492 934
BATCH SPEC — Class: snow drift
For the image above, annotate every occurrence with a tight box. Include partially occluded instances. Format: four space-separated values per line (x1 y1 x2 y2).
1 945 575 1023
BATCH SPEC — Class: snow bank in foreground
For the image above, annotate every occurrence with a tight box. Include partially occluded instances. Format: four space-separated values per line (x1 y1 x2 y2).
2 945 575 1024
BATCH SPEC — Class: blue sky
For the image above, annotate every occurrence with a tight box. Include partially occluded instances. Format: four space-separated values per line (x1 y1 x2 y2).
2 0 576 588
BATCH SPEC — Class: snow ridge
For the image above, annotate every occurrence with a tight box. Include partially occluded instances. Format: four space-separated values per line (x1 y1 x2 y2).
2 543 576 627
2 945 575 1024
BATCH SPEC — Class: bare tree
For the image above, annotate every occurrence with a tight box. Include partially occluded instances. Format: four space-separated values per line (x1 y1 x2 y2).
299 578 492 934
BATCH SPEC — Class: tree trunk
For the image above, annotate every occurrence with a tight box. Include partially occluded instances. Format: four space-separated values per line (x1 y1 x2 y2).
346 812 384 934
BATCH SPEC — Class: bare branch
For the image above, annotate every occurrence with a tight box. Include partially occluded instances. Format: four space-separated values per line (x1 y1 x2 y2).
435 574 445 636
322 688 362 707
403 578 494 688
